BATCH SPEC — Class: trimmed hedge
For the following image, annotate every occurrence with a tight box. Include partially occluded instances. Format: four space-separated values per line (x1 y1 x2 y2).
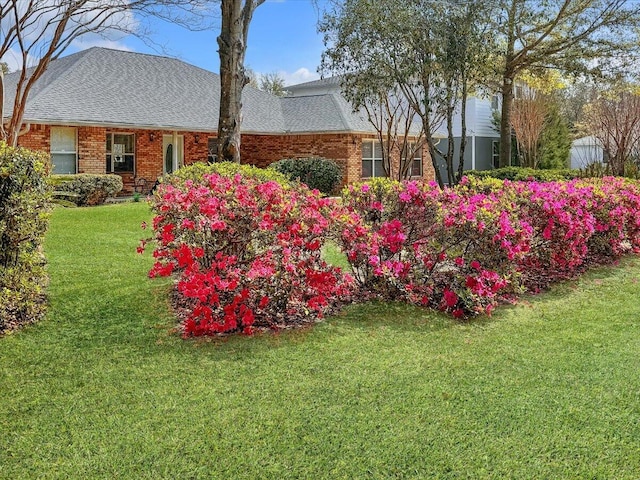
270 157 343 195
464 166 580 182
168 161 290 187
0 142 51 333
50 174 123 206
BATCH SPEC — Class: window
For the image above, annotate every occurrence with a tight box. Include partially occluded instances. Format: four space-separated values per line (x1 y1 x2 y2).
106 133 135 173
207 138 218 163
403 142 423 177
491 95 500 111
361 140 386 178
50 127 77 174
492 140 500 168
515 85 524 99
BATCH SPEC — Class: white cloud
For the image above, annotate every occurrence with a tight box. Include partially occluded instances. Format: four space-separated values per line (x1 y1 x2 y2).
71 38 133 52
279 67 320 87
2 48 36 72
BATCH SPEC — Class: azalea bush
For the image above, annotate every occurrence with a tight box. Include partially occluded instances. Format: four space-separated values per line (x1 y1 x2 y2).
460 176 640 291
339 178 531 317
145 167 640 336
144 172 353 336
168 161 290 187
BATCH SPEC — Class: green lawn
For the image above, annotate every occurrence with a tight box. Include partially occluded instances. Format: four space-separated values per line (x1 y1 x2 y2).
1 202 639 479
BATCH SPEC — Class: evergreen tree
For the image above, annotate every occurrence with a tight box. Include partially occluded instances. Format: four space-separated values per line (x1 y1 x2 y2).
539 103 571 169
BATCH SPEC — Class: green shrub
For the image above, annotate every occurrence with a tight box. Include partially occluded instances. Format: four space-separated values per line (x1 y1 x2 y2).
0 142 51 333
464 166 579 182
49 174 123 206
270 157 343 195
169 161 290 187
579 160 640 180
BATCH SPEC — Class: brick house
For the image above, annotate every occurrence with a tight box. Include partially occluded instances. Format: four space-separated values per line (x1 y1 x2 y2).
3 47 434 193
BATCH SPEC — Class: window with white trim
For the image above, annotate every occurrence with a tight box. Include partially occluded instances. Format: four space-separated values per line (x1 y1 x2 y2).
361 140 387 178
403 142 423 177
50 127 77 174
106 133 135 173
491 95 500 111
492 140 500 168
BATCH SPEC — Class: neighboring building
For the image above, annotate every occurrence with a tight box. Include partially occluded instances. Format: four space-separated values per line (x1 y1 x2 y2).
2 48 434 193
570 136 605 169
287 78 501 182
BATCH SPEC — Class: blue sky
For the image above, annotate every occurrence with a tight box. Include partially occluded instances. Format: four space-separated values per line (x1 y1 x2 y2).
93 0 327 86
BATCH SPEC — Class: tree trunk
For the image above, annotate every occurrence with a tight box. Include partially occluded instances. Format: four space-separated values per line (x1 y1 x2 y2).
0 69 6 143
499 77 514 167
457 78 468 183
217 0 249 163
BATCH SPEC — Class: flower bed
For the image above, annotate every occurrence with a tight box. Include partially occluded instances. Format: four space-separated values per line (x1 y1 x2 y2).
145 172 640 336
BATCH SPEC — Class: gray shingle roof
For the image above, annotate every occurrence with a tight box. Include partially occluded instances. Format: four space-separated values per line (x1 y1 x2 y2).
3 48 284 133
2 48 380 134
285 76 342 92
281 93 372 133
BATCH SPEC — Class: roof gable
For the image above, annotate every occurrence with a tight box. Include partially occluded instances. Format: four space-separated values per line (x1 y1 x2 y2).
5 47 285 133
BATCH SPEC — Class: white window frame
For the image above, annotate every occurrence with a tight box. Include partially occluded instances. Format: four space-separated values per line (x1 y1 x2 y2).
207 137 218 163
106 132 136 173
491 95 500 111
50 126 78 175
492 140 500 169
403 142 423 177
361 139 386 178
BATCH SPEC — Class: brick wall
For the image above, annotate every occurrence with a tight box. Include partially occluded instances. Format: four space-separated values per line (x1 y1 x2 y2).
18 125 435 194
78 127 106 174
18 124 49 152
242 133 363 184
242 133 435 184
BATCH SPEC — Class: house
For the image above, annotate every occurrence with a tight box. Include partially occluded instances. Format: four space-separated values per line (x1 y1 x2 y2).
286 78 502 182
2 47 434 193
570 136 605 169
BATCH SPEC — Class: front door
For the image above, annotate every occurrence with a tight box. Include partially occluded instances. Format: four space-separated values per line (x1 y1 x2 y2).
163 134 184 174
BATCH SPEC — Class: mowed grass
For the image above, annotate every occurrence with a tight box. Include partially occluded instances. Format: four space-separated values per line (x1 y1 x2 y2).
1 202 640 479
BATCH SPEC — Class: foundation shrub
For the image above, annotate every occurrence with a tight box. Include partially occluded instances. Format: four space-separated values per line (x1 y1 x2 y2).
0 142 51 333
144 173 354 336
50 174 123 206
465 167 579 182
270 157 343 195
169 161 290 188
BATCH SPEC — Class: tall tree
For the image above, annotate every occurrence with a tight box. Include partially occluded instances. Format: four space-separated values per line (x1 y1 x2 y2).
581 88 640 176
259 71 287 97
320 0 491 187
510 90 548 168
538 101 571 169
492 0 640 167
356 83 425 179
216 0 265 163
0 0 212 146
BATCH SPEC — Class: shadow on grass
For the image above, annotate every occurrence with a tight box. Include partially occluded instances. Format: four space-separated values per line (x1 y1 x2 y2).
76 243 639 364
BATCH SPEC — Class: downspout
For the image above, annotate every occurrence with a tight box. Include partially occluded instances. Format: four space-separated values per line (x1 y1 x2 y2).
471 132 476 170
